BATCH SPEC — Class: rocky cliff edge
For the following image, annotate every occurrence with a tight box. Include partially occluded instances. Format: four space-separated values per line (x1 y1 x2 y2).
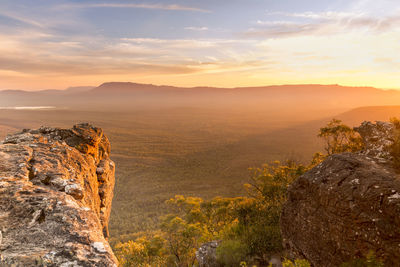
281 121 400 266
0 123 118 266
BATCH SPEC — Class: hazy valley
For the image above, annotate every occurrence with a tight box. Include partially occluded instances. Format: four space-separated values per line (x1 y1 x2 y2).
1 82 400 246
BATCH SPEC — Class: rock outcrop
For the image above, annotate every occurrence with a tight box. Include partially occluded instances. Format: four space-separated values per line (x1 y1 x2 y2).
0 123 117 266
196 241 220 267
281 121 400 266
354 121 394 163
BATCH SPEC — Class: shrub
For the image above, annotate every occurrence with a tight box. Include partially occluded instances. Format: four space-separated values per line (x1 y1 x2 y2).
318 119 363 155
114 235 167 267
282 259 311 267
216 239 249 267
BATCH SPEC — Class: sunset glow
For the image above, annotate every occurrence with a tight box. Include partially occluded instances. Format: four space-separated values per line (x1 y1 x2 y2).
1 0 400 90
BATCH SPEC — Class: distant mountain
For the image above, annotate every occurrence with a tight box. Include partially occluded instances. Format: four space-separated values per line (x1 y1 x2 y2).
91 82 182 94
0 86 94 97
89 82 399 104
0 86 94 107
64 86 95 93
91 82 389 94
87 82 400 114
336 106 400 125
1 82 400 116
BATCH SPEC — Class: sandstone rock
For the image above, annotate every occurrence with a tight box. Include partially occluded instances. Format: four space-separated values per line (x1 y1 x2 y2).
0 124 117 266
281 121 400 266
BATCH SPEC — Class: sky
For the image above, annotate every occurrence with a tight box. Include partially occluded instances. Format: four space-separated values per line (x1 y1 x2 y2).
1 0 400 90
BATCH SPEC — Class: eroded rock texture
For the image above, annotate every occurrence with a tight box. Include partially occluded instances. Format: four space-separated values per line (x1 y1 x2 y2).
0 123 117 266
281 121 400 266
196 241 220 267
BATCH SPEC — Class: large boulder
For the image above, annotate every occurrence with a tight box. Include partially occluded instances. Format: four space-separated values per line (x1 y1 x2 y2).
281 121 400 266
0 123 117 266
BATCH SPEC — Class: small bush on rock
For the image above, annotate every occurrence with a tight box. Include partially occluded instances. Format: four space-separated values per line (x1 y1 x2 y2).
318 119 364 155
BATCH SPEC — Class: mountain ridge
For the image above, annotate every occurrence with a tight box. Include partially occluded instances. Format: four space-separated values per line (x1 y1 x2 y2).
1 82 397 94
2 82 400 113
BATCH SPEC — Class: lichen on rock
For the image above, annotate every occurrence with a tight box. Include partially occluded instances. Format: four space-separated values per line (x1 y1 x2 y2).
0 123 117 266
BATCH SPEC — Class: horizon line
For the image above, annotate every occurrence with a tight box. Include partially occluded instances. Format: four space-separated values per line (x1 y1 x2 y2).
1 82 399 92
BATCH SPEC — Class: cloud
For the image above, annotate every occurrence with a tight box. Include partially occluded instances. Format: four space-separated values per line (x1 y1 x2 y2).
0 55 198 76
0 30 263 79
184 27 209 31
57 3 210 13
246 21 324 38
0 11 44 28
268 11 364 20
119 38 251 49
246 11 400 38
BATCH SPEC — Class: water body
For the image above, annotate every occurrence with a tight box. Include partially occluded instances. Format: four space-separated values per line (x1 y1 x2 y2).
0 106 56 110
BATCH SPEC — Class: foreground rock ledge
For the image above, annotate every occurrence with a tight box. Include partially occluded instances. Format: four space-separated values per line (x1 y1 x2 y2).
281 121 400 266
0 124 118 266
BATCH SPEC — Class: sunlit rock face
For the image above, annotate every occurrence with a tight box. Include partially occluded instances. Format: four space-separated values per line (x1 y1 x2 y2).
281 121 400 266
0 123 117 266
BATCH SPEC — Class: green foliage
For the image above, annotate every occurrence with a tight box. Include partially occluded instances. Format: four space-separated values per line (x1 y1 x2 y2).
160 215 203 267
318 119 364 155
340 251 384 267
166 195 237 238
282 259 311 267
245 161 309 205
163 195 248 265
216 240 249 267
115 159 318 266
237 161 310 264
114 234 167 267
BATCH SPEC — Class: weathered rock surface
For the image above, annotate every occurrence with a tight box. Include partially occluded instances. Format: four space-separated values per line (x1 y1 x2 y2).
281 121 400 266
196 241 220 267
0 123 117 266
354 121 394 163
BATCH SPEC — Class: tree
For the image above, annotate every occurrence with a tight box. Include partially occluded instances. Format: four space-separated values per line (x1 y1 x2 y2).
114 234 167 267
161 215 203 267
236 161 309 264
318 119 363 155
245 161 308 205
